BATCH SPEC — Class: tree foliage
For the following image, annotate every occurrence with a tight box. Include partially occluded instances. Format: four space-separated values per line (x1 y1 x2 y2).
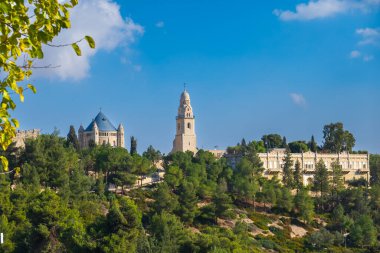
322 122 355 152
261 134 283 149
282 149 294 188
67 125 79 150
288 141 309 153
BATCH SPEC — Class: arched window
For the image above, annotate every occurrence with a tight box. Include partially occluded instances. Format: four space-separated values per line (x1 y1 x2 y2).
177 123 180 130
187 123 191 129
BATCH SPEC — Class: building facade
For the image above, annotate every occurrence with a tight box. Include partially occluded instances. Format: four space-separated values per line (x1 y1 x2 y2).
78 111 124 149
172 89 197 153
13 129 40 148
225 148 369 185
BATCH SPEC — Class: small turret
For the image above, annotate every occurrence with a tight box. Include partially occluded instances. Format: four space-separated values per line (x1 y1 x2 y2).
93 121 99 144
117 123 125 148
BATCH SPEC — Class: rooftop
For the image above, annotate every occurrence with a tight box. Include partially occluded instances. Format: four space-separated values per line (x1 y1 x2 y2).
85 111 117 132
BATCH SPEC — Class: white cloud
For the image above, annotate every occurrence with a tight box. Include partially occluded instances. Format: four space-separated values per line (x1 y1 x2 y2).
155 21 165 28
290 93 307 107
349 27 379 62
363 55 374 61
356 27 380 45
356 27 380 37
349 50 361 58
274 0 380 21
349 50 375 61
35 0 144 80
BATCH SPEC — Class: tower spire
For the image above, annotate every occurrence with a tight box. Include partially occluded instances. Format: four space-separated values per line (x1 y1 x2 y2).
172 89 197 154
184 82 187 91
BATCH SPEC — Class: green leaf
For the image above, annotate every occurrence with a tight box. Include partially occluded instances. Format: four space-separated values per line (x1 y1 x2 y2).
72 43 81 56
0 156 9 171
84 35 95 49
27 84 37 94
70 0 79 6
11 119 19 128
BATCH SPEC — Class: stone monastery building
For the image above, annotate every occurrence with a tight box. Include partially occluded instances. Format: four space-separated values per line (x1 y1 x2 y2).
170 89 370 185
260 148 369 185
78 111 124 149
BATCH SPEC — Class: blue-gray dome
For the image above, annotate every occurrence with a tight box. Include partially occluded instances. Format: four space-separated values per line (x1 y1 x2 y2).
85 111 117 131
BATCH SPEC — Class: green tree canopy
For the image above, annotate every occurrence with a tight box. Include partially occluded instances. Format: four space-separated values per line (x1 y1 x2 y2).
66 125 79 150
322 122 356 153
288 141 309 153
261 134 283 149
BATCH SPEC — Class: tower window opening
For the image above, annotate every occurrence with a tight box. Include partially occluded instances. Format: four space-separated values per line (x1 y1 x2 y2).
187 123 191 129
177 123 180 130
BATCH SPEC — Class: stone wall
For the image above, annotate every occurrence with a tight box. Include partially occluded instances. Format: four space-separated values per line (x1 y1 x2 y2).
12 129 40 148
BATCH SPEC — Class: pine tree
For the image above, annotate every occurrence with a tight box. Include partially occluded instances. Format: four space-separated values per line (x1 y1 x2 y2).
177 180 198 224
331 160 344 194
349 215 377 247
130 136 137 155
66 125 79 150
330 204 352 233
313 159 330 196
282 149 294 188
153 182 179 214
213 179 232 219
293 159 303 193
294 189 314 223
313 159 330 211
276 187 293 212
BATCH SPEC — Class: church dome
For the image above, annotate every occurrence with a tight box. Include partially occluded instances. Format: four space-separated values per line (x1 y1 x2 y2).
180 90 190 104
85 111 117 132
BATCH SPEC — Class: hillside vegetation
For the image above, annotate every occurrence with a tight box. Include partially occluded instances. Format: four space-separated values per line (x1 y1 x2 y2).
0 133 380 252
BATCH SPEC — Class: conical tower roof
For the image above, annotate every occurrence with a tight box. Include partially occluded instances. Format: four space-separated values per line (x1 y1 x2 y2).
85 111 117 131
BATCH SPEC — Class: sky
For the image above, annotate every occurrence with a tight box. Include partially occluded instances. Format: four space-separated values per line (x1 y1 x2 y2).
14 0 380 154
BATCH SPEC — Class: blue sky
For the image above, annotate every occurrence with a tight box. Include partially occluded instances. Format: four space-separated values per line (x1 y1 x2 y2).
14 0 380 154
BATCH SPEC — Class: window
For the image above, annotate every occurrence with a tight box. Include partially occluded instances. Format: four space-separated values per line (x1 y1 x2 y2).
177 123 180 130
187 123 191 129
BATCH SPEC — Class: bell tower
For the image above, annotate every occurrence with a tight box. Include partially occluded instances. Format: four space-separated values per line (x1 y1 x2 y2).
172 88 197 153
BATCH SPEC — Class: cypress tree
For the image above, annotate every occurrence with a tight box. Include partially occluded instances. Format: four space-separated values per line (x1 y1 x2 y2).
294 159 303 193
282 136 287 148
241 138 247 147
130 136 137 155
309 135 317 153
67 125 79 150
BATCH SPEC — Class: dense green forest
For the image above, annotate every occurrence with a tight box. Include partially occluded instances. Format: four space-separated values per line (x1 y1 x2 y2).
0 129 380 252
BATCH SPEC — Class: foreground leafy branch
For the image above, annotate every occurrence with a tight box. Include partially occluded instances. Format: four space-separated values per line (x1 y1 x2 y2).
0 0 95 171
